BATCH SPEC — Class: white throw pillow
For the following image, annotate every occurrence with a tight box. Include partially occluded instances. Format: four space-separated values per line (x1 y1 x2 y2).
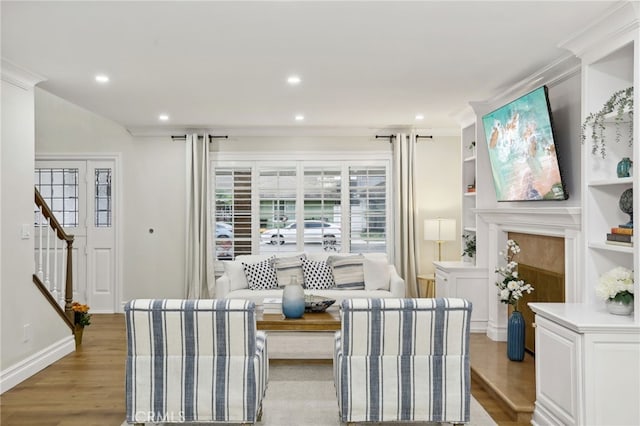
224 261 249 291
363 256 391 291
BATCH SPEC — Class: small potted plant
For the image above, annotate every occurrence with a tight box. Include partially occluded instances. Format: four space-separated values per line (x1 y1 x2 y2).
596 266 634 316
581 87 634 159
462 233 476 263
71 301 92 346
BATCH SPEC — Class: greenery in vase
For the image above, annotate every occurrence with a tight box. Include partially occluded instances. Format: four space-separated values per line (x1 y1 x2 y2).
596 266 634 305
581 87 633 158
462 233 476 259
495 240 534 309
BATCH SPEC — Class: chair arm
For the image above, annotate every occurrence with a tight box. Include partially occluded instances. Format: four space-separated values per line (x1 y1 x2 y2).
389 266 406 297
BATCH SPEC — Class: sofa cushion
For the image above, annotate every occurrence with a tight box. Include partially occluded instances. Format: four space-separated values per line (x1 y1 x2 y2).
328 254 365 290
272 254 306 287
243 257 278 290
302 258 335 290
363 254 391 291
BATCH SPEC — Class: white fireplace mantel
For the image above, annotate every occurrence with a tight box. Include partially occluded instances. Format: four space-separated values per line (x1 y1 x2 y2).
475 207 581 234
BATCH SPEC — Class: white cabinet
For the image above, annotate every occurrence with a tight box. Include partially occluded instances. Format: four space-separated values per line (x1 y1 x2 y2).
530 303 640 426
434 261 487 332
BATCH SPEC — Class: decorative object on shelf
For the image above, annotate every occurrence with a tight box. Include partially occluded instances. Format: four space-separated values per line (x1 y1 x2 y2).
619 188 633 229
304 295 335 312
596 266 634 316
617 157 633 178
495 240 534 361
468 140 476 153
71 301 91 346
581 86 634 158
282 276 305 319
462 233 476 263
424 218 456 262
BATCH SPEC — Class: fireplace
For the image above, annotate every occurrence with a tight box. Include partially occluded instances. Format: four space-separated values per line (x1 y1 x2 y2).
477 207 581 342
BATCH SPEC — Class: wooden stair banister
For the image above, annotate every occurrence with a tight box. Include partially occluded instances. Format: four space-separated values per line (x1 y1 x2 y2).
34 188 75 325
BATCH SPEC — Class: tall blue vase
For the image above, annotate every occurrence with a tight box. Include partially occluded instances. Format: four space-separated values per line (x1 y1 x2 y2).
507 310 525 362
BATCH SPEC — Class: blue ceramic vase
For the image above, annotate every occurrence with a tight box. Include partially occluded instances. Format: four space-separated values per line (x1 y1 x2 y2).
507 310 525 362
282 277 305 319
617 157 632 178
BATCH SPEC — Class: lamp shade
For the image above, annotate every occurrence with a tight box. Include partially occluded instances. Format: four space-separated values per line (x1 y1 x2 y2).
424 218 456 242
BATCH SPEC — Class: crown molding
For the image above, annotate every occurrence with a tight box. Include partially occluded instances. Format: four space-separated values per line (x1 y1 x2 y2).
1 59 46 89
559 1 639 59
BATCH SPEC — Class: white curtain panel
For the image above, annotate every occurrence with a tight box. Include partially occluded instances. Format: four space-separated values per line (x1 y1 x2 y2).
185 133 214 298
393 132 419 298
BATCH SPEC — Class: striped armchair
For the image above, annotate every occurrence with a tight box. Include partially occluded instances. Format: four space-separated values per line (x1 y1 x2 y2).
124 299 268 424
334 298 472 424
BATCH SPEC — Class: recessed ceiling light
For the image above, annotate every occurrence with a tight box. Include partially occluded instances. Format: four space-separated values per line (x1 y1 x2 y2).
287 75 301 85
415 114 425 120
295 114 305 121
158 114 169 121
95 74 109 84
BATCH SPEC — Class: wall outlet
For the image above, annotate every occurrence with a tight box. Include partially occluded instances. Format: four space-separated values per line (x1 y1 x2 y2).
23 324 31 342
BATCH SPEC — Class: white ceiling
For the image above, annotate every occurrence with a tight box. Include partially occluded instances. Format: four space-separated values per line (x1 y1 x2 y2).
1 1 619 135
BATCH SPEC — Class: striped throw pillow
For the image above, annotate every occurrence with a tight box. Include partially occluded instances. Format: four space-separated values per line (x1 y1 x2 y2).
272 254 306 287
328 255 365 290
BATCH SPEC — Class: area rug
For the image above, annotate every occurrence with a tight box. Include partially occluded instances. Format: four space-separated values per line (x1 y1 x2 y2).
121 363 497 425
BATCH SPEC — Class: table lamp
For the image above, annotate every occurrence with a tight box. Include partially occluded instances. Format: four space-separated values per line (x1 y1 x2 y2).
424 218 456 261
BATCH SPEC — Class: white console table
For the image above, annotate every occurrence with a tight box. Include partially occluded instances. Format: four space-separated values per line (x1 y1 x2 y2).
434 261 488 332
529 303 640 426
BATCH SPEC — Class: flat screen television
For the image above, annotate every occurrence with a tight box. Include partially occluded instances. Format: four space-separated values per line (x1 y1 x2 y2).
481 86 568 201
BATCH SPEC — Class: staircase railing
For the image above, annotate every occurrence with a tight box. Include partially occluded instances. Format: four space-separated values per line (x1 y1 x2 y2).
33 188 75 328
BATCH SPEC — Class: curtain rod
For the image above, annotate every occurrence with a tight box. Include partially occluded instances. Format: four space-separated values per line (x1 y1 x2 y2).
375 134 433 141
171 135 229 141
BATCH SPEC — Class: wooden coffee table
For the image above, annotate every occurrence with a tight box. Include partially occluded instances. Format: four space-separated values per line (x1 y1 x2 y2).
256 309 340 332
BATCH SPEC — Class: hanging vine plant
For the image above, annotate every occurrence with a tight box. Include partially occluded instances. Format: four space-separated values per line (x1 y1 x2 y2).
581 86 633 158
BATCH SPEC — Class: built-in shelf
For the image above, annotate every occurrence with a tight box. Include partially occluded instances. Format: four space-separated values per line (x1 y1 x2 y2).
603 108 632 123
463 156 476 163
588 241 634 254
588 177 633 186
464 192 476 197
463 226 477 233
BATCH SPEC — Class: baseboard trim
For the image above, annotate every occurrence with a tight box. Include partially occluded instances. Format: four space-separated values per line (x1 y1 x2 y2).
486 324 507 341
0 336 75 394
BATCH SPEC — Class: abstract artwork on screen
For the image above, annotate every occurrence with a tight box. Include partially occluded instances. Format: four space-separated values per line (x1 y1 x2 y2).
482 86 568 201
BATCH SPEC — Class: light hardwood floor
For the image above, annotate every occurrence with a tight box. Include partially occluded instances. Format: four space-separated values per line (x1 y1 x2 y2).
0 314 534 426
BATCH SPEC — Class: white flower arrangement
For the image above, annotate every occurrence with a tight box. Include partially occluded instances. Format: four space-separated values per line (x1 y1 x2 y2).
495 240 534 308
596 266 634 304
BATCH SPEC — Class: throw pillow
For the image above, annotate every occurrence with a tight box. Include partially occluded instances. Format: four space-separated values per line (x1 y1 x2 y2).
243 257 278 290
328 254 365 290
272 254 306 287
363 255 390 291
302 259 335 290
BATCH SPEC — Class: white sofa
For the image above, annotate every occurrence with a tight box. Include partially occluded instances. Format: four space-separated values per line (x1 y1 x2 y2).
213 252 405 305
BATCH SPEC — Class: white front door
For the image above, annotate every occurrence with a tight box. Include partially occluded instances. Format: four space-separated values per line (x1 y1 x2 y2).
35 158 118 313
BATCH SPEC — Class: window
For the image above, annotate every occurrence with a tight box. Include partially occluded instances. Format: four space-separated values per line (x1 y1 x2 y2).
349 166 387 253
213 168 252 260
95 168 112 227
212 159 389 260
34 168 79 227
